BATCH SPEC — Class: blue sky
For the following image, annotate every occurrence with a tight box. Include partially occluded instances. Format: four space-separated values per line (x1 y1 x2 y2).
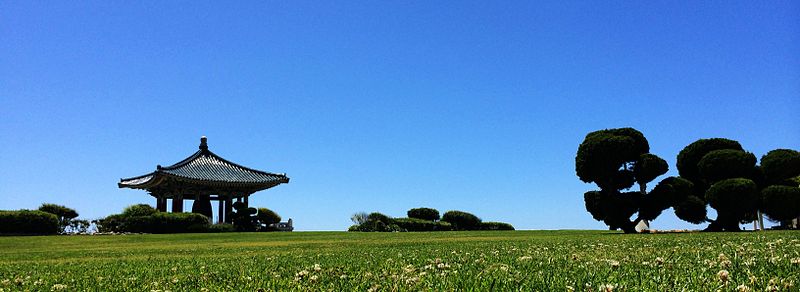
1 2 798 231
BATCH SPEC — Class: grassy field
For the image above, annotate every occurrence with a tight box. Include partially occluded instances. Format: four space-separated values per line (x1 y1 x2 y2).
0 230 798 291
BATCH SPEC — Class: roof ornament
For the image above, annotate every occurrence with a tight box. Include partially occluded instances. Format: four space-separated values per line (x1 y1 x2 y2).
200 136 208 150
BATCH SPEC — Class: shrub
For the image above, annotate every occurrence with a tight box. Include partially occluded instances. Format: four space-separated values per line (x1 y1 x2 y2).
697 149 757 184
761 185 800 222
256 208 281 226
38 203 80 234
407 207 440 221
367 212 392 224
232 202 258 231
122 204 158 217
96 212 210 234
0 210 59 235
393 218 452 231
479 222 515 230
441 210 481 230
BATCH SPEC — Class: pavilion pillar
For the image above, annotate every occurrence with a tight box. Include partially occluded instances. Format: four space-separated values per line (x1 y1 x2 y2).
244 194 249 208
156 196 167 212
172 194 183 213
224 195 233 223
218 199 224 224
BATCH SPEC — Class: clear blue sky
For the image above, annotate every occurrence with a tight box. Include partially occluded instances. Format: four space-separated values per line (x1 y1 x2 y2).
1 2 798 231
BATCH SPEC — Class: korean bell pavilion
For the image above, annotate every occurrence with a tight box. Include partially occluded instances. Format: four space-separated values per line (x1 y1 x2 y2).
118 136 289 223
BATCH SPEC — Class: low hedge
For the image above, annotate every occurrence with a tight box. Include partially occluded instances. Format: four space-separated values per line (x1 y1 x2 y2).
393 218 452 232
479 222 515 231
0 210 60 235
97 212 210 233
442 210 482 230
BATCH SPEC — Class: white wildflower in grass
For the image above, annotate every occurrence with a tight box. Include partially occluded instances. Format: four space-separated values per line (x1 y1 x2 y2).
608 260 620 268
312 264 322 272
403 265 416 273
339 275 347 279
51 284 68 291
0 280 8 286
566 285 575 292
655 257 664 265
170 266 178 272
718 253 728 262
599 283 615 292
790 258 800 265
717 270 729 283
309 275 318 282
518 256 532 261
171 277 179 284
720 259 732 268
436 263 450 270
735 284 750 292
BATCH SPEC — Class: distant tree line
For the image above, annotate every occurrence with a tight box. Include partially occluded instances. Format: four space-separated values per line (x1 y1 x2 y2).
348 207 514 232
576 127 800 232
0 203 89 235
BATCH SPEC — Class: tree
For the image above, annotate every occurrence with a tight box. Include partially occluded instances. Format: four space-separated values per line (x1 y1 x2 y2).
256 208 281 229
676 138 760 231
407 207 440 221
231 202 258 231
576 128 669 233
759 149 800 227
441 210 481 230
38 203 79 234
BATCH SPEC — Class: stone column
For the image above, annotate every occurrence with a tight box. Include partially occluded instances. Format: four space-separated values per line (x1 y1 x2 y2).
172 194 183 213
224 195 233 223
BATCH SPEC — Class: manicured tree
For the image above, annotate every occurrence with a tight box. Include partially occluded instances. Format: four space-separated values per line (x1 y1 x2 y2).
576 128 669 233
38 203 79 234
231 202 258 231
441 210 481 230
407 207 440 221
705 178 760 231
676 138 760 231
256 208 281 230
759 149 800 227
122 204 159 217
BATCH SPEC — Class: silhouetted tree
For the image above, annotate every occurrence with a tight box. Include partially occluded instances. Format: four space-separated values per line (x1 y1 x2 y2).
759 149 800 227
575 128 668 233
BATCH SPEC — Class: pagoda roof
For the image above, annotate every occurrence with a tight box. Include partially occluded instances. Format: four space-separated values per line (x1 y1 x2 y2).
119 137 289 193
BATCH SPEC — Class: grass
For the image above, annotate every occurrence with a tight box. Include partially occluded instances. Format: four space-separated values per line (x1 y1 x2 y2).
0 230 798 291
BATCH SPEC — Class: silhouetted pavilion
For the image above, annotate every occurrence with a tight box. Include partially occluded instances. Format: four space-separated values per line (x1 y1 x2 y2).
118 137 289 223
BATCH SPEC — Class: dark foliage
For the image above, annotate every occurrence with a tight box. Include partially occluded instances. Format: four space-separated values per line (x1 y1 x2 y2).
191 196 213 219
231 202 258 232
676 138 743 184
38 203 79 234
206 223 236 233
393 218 452 231
257 208 281 226
673 195 708 224
705 178 759 231
634 154 669 186
0 210 59 235
441 210 482 230
122 204 158 217
122 212 210 233
697 149 757 184
576 128 670 232
761 185 800 222
760 149 800 185
407 207 440 221
367 212 392 224
479 222 515 230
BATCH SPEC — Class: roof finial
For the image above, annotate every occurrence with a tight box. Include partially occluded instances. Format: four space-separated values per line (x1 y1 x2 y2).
200 136 208 150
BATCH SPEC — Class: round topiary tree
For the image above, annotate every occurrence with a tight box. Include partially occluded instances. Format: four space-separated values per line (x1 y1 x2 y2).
407 207 440 221
441 210 481 230
122 204 158 217
576 128 669 233
760 185 800 223
758 149 800 228
760 149 800 185
676 138 762 231
705 178 759 231
256 208 281 227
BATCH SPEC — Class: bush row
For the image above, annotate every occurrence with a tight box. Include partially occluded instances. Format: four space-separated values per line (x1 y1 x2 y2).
0 210 60 235
98 212 210 234
349 208 514 232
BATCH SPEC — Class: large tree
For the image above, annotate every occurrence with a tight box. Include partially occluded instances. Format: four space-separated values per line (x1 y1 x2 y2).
675 138 760 231
576 128 668 233
759 149 800 227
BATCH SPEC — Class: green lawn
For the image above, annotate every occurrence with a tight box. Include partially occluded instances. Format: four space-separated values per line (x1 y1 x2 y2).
0 230 798 291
